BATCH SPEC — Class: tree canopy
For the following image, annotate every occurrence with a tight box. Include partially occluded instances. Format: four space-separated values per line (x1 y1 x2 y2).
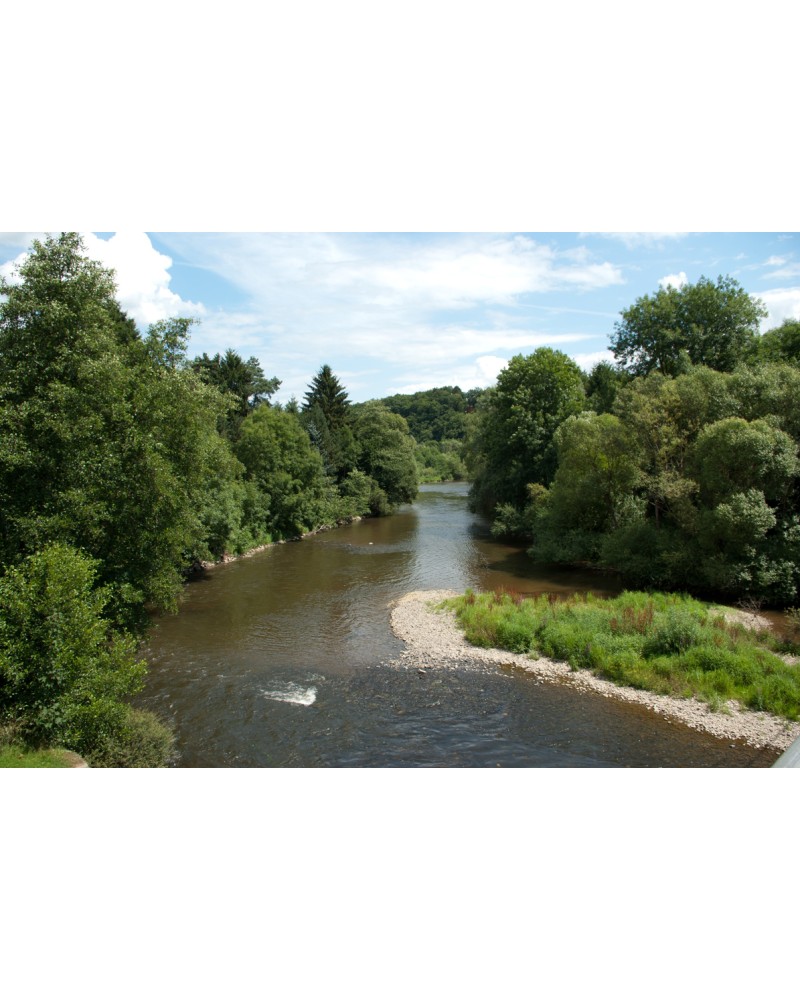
467 348 586 515
610 275 767 376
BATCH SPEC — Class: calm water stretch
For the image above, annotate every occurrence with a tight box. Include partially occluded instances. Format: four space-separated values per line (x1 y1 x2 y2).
139 483 779 767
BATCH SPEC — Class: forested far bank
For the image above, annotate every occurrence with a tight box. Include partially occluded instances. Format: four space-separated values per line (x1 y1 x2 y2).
466 275 800 609
379 385 485 483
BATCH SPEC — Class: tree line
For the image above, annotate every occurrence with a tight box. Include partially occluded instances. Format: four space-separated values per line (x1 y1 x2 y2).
0 233 419 764
466 275 800 608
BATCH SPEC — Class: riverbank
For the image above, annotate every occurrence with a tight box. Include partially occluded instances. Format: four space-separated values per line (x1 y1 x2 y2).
197 516 366 569
389 590 800 752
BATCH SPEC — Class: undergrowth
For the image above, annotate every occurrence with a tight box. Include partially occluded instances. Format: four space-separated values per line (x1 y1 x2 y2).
442 589 800 720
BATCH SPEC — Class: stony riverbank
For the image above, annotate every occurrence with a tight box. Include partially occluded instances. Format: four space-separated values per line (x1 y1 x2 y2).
389 590 800 753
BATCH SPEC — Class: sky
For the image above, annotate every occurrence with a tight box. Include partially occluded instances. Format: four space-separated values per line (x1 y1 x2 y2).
1 231 798 405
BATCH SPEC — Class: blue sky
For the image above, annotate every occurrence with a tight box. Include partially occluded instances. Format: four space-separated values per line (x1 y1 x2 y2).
2 231 798 405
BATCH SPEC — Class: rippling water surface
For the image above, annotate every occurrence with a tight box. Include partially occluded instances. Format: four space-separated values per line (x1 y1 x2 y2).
139 483 779 767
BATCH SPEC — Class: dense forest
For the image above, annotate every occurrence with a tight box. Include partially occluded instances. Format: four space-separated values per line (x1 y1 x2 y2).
2 234 799 766
0 234 420 765
379 385 483 482
466 276 800 608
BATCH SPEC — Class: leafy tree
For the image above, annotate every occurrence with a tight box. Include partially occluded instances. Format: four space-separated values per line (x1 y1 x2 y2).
688 417 798 508
585 361 630 414
467 348 586 517
0 233 229 625
414 439 467 483
729 361 800 442
610 275 766 376
547 413 641 532
235 406 338 538
753 318 800 364
192 348 280 438
0 543 172 763
351 402 418 511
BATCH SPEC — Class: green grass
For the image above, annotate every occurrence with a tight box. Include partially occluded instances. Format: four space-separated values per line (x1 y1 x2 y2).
442 589 800 720
0 745 79 768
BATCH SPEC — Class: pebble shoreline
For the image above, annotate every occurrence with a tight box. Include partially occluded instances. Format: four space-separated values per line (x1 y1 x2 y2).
389 590 800 753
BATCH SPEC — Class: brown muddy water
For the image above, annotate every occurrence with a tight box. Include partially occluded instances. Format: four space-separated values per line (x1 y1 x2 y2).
138 482 780 767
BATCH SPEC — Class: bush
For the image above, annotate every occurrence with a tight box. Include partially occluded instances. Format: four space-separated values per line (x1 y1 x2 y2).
82 707 175 768
0 543 175 764
644 609 703 656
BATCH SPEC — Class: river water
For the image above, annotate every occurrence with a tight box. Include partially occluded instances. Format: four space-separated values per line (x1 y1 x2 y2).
139 482 779 767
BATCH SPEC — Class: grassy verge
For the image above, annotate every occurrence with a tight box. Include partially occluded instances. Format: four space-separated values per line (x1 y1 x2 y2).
442 589 800 719
0 745 80 768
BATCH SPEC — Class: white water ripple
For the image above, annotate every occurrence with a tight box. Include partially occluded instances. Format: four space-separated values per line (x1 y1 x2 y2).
262 682 318 706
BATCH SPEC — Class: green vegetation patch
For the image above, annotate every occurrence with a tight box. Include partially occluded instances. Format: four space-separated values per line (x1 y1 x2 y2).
442 589 800 719
0 745 77 768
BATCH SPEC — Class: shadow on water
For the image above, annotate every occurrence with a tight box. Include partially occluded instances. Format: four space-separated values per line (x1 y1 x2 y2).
138 482 780 768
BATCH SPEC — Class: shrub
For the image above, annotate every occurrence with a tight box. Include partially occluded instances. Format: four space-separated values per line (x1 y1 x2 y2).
81 707 176 768
0 543 173 764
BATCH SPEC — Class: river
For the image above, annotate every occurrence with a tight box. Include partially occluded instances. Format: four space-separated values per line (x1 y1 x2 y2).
139 482 779 767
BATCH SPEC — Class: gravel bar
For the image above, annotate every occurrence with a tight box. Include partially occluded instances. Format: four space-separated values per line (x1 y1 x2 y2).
389 589 800 752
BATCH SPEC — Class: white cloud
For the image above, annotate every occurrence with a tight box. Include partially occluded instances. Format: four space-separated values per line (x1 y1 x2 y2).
158 232 624 317
765 255 788 266
759 287 800 330
475 355 508 383
82 232 205 329
390 355 508 396
764 263 800 280
0 250 28 284
588 232 689 249
0 232 47 249
571 349 615 372
658 271 688 289
1 233 205 330
334 236 624 307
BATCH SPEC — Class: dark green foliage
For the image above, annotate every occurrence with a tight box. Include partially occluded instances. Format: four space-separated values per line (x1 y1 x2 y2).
303 364 351 426
0 235 232 624
81 707 175 768
351 402 419 510
585 361 630 414
610 275 766 376
301 366 358 481
477 273 800 605
192 348 280 439
380 386 480 443
235 406 335 539
754 319 800 365
0 543 175 763
467 349 586 516
688 418 798 506
379 386 481 484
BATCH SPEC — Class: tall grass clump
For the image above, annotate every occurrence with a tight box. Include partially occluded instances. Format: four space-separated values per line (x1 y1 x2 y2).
440 589 800 720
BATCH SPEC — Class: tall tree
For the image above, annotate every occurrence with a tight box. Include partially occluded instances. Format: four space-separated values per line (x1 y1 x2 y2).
302 365 357 481
610 275 766 376
303 364 351 426
467 348 586 516
351 402 418 511
0 233 229 625
192 348 280 438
